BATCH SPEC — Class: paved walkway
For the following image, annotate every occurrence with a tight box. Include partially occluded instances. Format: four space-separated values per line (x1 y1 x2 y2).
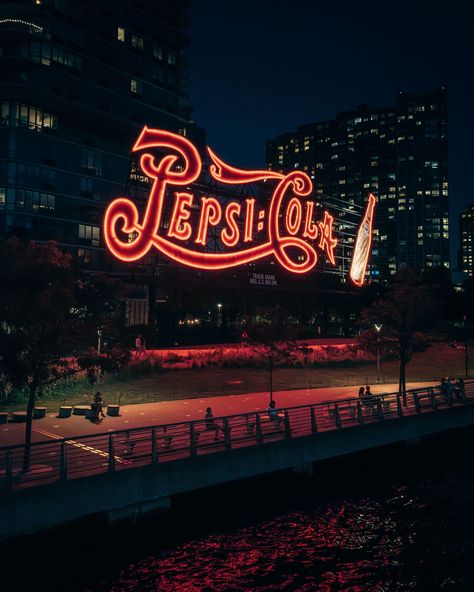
0 381 435 449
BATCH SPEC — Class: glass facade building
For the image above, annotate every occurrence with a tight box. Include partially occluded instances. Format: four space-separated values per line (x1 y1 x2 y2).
0 0 202 269
266 88 449 281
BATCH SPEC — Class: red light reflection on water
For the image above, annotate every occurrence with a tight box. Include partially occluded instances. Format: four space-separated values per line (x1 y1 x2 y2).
96 492 419 592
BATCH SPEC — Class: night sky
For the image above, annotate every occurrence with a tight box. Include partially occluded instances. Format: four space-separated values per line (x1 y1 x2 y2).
189 0 474 264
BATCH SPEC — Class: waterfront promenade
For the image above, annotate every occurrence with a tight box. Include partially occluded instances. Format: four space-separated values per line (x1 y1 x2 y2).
0 381 432 448
1 380 473 541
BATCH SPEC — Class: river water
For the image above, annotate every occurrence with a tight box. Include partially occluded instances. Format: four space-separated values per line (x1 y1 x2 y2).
7 430 474 591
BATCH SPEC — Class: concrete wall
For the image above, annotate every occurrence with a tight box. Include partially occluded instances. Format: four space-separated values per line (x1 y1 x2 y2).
1 405 474 541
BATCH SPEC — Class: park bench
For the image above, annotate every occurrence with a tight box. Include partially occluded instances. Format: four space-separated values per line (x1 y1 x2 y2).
245 413 284 434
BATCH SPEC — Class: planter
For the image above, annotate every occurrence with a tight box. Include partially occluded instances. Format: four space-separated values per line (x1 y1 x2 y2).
12 411 27 423
73 405 90 416
33 407 46 419
58 406 73 418
107 405 120 417
0 412 8 425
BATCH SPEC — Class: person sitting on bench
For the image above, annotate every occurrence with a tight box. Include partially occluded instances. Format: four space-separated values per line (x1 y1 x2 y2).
205 407 220 441
363 385 376 413
267 400 284 426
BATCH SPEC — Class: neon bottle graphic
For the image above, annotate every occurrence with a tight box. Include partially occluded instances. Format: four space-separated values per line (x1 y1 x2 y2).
349 193 376 286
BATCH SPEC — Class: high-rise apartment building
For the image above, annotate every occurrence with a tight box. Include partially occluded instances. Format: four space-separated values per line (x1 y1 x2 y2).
0 0 202 287
459 205 474 276
266 88 449 281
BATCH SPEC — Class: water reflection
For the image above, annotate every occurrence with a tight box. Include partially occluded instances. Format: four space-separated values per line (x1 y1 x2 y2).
9 432 474 592
88 462 474 592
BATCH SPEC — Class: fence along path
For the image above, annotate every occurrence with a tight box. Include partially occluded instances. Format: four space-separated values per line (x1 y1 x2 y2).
1 381 473 493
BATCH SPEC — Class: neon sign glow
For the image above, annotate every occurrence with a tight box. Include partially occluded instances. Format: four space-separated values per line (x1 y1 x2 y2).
104 127 364 277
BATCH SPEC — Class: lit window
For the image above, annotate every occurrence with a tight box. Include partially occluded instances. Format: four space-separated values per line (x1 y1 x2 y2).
78 224 100 246
117 27 125 42
130 79 142 95
78 248 92 264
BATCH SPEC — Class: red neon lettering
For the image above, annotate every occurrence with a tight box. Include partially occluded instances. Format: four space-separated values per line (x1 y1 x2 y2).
168 192 193 241
195 197 222 246
286 198 303 236
101 127 371 277
244 198 255 242
318 211 337 265
303 201 318 240
221 202 241 247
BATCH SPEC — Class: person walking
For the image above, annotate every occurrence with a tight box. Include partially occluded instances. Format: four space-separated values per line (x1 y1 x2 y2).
135 334 142 356
94 391 106 419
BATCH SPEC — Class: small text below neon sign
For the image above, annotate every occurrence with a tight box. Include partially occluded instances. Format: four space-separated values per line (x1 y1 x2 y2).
103 127 338 274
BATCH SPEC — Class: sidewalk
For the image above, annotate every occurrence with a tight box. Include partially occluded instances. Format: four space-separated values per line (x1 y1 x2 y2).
0 381 435 448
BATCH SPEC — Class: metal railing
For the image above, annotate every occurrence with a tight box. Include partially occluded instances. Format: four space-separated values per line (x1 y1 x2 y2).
1 381 473 494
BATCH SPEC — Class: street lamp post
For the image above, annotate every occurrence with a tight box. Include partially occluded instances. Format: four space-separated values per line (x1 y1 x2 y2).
374 323 382 382
464 315 469 379
96 327 103 385
217 303 222 328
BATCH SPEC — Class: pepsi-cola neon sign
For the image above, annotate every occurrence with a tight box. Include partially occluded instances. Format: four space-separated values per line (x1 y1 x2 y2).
103 127 373 280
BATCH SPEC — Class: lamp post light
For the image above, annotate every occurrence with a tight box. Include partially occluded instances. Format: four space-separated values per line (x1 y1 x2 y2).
217 303 223 328
374 323 382 382
97 327 103 356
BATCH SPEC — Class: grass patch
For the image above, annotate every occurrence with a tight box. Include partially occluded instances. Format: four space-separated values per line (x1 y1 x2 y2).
0 341 470 414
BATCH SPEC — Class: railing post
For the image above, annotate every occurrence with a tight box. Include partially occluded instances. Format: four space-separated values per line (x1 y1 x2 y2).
255 414 263 444
334 403 341 428
376 398 384 420
396 393 403 417
59 441 67 481
190 422 197 456
429 388 437 409
223 418 231 450
5 450 13 491
310 406 318 433
284 410 291 438
413 392 421 412
108 435 115 472
151 427 158 464
356 399 364 424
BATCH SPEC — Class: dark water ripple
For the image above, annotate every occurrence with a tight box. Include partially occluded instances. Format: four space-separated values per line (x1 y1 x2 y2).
85 450 474 592
6 431 474 592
